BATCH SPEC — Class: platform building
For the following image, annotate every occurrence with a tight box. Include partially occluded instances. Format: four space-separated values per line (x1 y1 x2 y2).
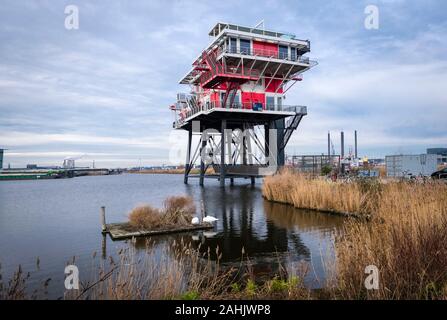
170 22 317 186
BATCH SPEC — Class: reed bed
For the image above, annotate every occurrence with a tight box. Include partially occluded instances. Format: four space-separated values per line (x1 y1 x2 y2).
2 239 311 300
128 196 196 230
67 241 311 300
263 169 379 217
263 169 447 299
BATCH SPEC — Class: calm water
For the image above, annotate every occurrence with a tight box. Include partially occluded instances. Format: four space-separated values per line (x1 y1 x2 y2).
0 174 344 298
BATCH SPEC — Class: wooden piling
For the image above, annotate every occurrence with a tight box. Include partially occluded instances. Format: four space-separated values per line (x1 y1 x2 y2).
100 206 107 233
200 200 206 221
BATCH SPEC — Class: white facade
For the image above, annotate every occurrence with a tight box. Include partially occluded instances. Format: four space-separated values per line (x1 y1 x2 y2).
385 154 438 177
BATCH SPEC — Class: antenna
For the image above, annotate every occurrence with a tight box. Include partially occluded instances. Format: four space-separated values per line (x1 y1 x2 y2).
253 19 264 30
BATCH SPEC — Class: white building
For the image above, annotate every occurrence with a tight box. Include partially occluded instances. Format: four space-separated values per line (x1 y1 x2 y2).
385 154 438 177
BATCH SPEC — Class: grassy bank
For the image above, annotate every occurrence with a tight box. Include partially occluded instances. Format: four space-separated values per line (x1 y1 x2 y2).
263 170 447 299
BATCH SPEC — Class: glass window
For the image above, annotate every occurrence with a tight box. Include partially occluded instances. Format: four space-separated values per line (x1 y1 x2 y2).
233 94 240 106
220 92 226 107
290 47 296 61
230 38 237 53
240 39 251 55
266 96 275 110
277 97 283 111
279 45 288 59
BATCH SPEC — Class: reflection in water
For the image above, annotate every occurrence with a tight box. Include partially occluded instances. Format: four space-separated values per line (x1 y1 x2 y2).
131 182 344 285
264 201 345 234
0 174 345 296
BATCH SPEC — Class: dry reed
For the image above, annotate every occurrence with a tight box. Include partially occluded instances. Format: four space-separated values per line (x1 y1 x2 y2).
263 169 447 299
128 196 196 230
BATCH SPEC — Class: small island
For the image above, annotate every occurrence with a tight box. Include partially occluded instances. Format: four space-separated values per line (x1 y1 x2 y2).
104 196 214 240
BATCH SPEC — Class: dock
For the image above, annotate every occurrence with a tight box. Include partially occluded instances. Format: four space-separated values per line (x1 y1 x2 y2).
104 222 214 240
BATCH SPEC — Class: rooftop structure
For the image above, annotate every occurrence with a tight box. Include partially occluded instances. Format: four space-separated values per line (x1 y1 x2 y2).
170 22 317 186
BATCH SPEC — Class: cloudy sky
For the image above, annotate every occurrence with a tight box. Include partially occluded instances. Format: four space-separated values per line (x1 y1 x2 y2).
1 0 446 168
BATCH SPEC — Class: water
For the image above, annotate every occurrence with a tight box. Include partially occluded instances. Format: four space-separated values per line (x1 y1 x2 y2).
0 174 344 298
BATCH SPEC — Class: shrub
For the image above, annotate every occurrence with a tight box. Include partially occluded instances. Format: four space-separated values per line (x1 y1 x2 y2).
128 196 197 230
163 196 196 226
128 205 163 229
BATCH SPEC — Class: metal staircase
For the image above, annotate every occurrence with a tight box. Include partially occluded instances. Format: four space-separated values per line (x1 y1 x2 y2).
280 112 305 152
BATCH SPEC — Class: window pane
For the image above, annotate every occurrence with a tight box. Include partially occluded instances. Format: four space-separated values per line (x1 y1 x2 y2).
279 45 288 59
240 39 251 54
266 96 275 110
290 47 296 61
230 38 237 53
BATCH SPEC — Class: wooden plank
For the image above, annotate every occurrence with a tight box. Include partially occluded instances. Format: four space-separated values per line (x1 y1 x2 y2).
105 222 214 240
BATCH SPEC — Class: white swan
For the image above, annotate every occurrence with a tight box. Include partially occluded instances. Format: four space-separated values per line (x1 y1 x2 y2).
191 217 200 225
203 216 218 223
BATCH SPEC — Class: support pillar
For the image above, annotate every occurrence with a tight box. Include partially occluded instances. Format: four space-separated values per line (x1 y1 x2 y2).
265 122 270 162
199 133 206 186
274 119 285 166
220 119 226 187
184 128 192 184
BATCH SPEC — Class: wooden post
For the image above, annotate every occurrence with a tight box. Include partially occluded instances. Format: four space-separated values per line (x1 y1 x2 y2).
200 200 206 221
220 119 226 187
101 206 107 233
101 233 107 259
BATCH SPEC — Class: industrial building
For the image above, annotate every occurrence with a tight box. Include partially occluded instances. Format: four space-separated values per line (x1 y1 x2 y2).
427 148 447 164
385 154 438 178
0 148 3 170
170 22 317 186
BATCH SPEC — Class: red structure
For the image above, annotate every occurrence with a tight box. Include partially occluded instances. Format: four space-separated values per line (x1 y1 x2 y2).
171 22 317 186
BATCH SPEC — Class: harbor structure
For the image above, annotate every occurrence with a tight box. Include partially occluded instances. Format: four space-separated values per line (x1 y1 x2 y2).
170 22 317 186
427 148 447 164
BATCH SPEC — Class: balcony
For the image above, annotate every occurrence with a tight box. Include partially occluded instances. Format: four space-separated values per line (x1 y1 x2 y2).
199 62 260 89
173 101 307 128
219 47 315 65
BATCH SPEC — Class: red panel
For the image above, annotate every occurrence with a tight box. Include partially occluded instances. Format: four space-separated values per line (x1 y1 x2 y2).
253 40 278 57
241 92 265 109
210 92 219 103
265 78 283 93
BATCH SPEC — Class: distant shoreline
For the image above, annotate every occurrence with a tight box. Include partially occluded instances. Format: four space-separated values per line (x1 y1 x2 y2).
128 168 213 175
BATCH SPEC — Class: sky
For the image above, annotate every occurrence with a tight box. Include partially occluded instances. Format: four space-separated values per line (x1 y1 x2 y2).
0 0 446 168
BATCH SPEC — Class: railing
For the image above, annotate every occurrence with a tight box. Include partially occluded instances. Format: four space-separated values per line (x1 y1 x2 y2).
173 101 307 128
218 23 303 41
199 61 260 86
220 47 314 64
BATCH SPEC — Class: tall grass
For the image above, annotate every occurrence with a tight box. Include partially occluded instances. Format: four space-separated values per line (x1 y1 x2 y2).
335 182 447 299
128 196 196 230
263 169 380 217
263 169 447 299
62 239 310 300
